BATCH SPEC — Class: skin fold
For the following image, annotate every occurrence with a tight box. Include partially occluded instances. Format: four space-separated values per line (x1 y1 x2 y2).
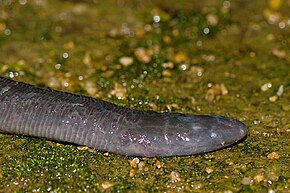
0 77 247 157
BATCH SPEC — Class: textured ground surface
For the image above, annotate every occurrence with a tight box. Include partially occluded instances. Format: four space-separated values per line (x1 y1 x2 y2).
0 0 289 192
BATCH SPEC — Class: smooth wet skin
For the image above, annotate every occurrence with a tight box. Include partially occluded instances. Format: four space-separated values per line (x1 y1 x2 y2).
111 112 247 157
0 77 247 157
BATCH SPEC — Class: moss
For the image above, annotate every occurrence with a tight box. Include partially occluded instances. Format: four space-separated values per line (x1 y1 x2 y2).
0 0 289 192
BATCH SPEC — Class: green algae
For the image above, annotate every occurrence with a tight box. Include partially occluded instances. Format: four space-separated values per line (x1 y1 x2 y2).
0 0 289 192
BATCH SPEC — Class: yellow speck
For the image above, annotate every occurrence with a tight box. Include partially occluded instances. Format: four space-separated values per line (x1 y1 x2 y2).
174 52 187 63
63 41 75 49
169 171 181 183
162 70 172 77
267 152 280 159
254 174 264 182
0 23 6 31
129 169 135 177
77 146 88 151
103 152 109 156
154 160 164 169
268 0 283 11
134 47 152 63
205 167 214 174
269 95 278 102
272 49 286 58
129 157 140 168
101 181 114 189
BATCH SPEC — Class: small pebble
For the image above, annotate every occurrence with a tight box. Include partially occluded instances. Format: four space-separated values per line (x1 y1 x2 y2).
241 177 253 185
261 82 272 92
129 169 135 177
205 167 214 174
101 181 114 189
103 152 109 156
269 95 278 102
119 56 134 66
138 161 145 170
162 62 174 69
134 47 151 63
276 85 283 96
174 52 187 63
267 152 280 160
148 102 158 111
77 146 89 151
206 14 219 25
169 171 181 183
220 84 228 95
268 189 275 193
162 70 172 77
254 174 264 182
0 22 6 31
272 49 286 58
144 166 150 172
154 160 164 169
129 157 140 168
205 83 228 101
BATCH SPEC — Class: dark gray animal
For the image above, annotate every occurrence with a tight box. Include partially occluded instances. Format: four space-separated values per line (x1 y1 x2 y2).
0 77 247 157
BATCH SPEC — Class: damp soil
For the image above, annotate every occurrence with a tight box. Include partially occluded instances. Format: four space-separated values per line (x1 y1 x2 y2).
0 0 289 192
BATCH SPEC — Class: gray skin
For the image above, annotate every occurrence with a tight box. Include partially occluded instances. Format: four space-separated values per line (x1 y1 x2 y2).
0 77 247 157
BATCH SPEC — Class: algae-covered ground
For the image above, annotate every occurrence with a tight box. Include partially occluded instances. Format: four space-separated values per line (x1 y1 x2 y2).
0 0 289 192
